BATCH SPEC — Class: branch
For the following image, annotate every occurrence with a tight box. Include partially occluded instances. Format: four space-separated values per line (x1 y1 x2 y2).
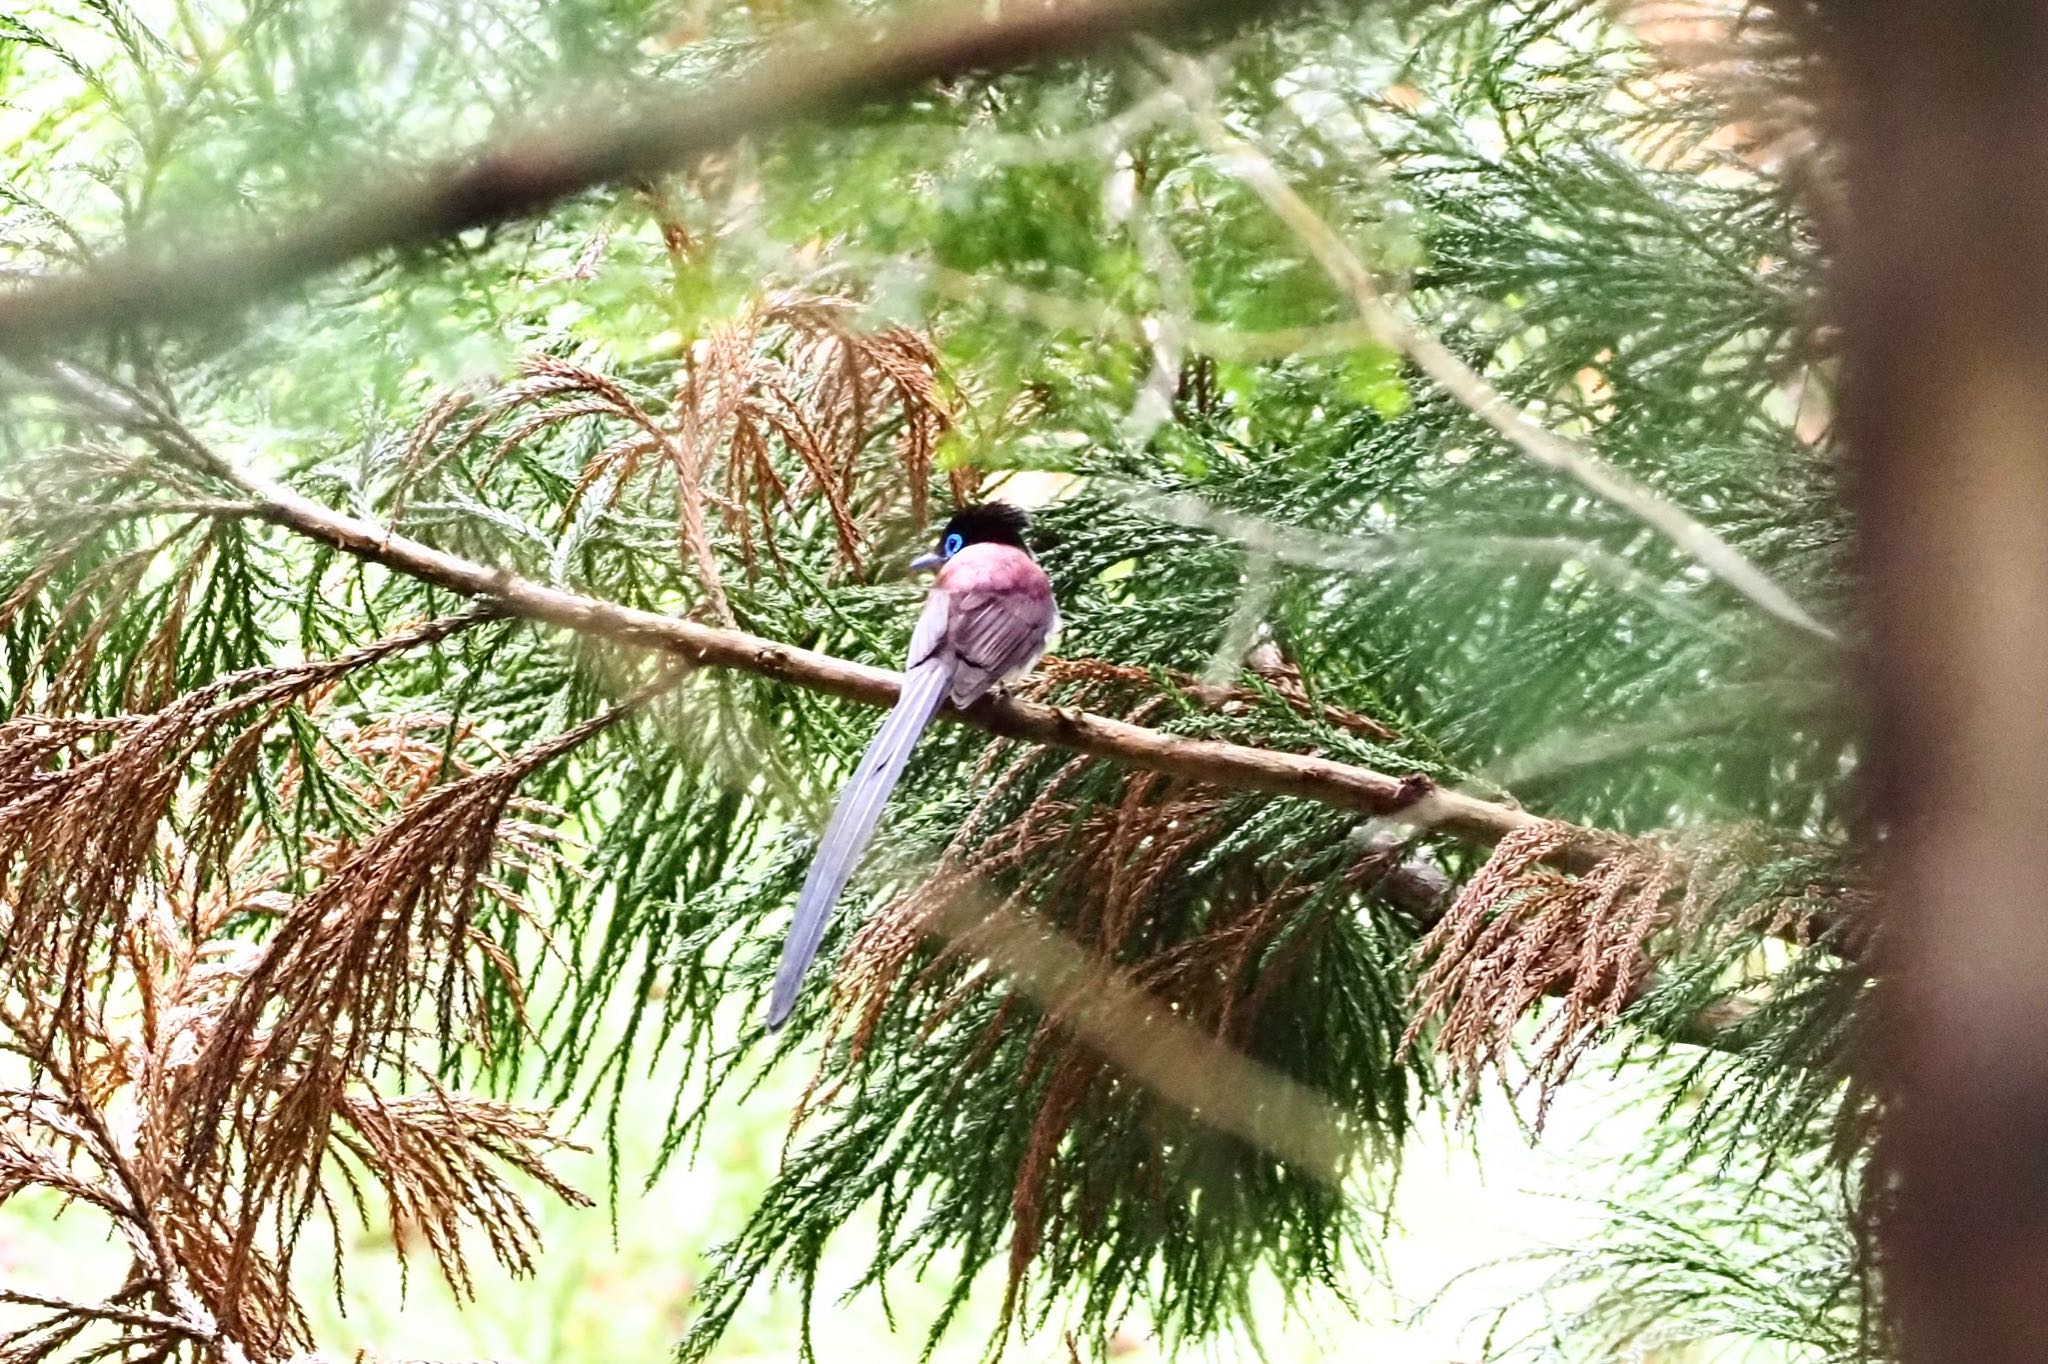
42 366 1612 874
45 373 1787 1057
1160 56 1840 646
51 370 1854 1039
0 0 1282 358
211 446 1779 1054
283 511 1593 854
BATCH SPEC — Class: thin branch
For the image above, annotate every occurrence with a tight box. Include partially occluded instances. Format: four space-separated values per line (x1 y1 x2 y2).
0 1291 211 1344
197 450 1795 1048
41 366 1616 873
49 370 1860 1023
249 487 1532 842
1161 56 1840 645
0 0 1283 358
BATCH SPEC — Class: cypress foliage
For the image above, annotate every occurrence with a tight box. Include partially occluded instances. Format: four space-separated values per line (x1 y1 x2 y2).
0 1 1871 1359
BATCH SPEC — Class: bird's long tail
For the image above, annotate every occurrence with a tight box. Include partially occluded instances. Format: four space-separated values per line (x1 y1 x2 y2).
766 656 957 1029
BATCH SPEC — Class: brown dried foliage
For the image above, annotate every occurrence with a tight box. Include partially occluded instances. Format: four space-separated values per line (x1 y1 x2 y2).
391 291 960 621
0 622 628 1362
1403 824 1670 1122
0 611 490 1035
1623 2 1838 199
1403 819 1834 1123
0 499 225 724
1661 821 1842 952
1621 2 1839 444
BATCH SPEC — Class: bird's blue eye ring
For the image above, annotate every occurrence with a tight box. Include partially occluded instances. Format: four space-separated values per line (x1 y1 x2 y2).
942 532 964 557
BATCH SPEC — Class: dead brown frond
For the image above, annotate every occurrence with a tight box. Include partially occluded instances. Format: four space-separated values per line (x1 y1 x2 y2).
1664 820 1848 951
1402 818 1863 1123
1621 2 1837 198
398 291 956 614
9 516 206 719
180 701 630 1235
328 1085 592 1296
0 615 628 1362
689 292 952 573
1402 823 1676 1121
0 610 492 1045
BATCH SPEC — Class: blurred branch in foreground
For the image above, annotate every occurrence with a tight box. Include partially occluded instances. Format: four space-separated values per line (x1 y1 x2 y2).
876 891 1356 1181
0 0 1283 359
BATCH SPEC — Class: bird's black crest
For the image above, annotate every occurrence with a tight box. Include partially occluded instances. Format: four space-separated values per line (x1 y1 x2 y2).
938 501 1031 550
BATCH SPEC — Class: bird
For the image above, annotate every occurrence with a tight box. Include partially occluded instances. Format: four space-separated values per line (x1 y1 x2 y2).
766 502 1058 1030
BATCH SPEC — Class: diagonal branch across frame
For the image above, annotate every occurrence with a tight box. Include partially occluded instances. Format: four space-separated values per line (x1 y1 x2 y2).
37 364 1807 923
54 369 1612 870
0 0 1288 359
28 366 1796 1056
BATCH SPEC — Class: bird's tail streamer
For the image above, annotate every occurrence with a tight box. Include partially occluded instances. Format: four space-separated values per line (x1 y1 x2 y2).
767 657 958 1029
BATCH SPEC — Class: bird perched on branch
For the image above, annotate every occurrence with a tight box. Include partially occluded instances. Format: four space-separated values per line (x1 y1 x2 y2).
767 502 1058 1029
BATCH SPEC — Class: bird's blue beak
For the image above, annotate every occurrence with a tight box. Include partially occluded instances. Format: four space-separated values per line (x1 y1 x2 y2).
909 552 944 572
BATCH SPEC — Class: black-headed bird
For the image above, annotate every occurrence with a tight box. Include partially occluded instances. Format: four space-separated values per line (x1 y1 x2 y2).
767 502 1058 1029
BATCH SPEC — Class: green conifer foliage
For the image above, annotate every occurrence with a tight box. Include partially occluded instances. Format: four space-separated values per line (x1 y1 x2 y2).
0 1 1870 1359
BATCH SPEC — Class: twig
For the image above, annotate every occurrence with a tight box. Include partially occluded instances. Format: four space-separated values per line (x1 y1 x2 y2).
0 0 1283 358
0 1290 212 1343
1161 55 1840 645
0 1006 191 1336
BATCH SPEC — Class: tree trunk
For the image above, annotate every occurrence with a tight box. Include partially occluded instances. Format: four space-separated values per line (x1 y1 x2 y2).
1825 3 2048 1359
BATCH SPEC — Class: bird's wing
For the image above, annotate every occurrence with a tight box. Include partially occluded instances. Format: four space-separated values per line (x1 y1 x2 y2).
945 588 1056 705
906 587 951 670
